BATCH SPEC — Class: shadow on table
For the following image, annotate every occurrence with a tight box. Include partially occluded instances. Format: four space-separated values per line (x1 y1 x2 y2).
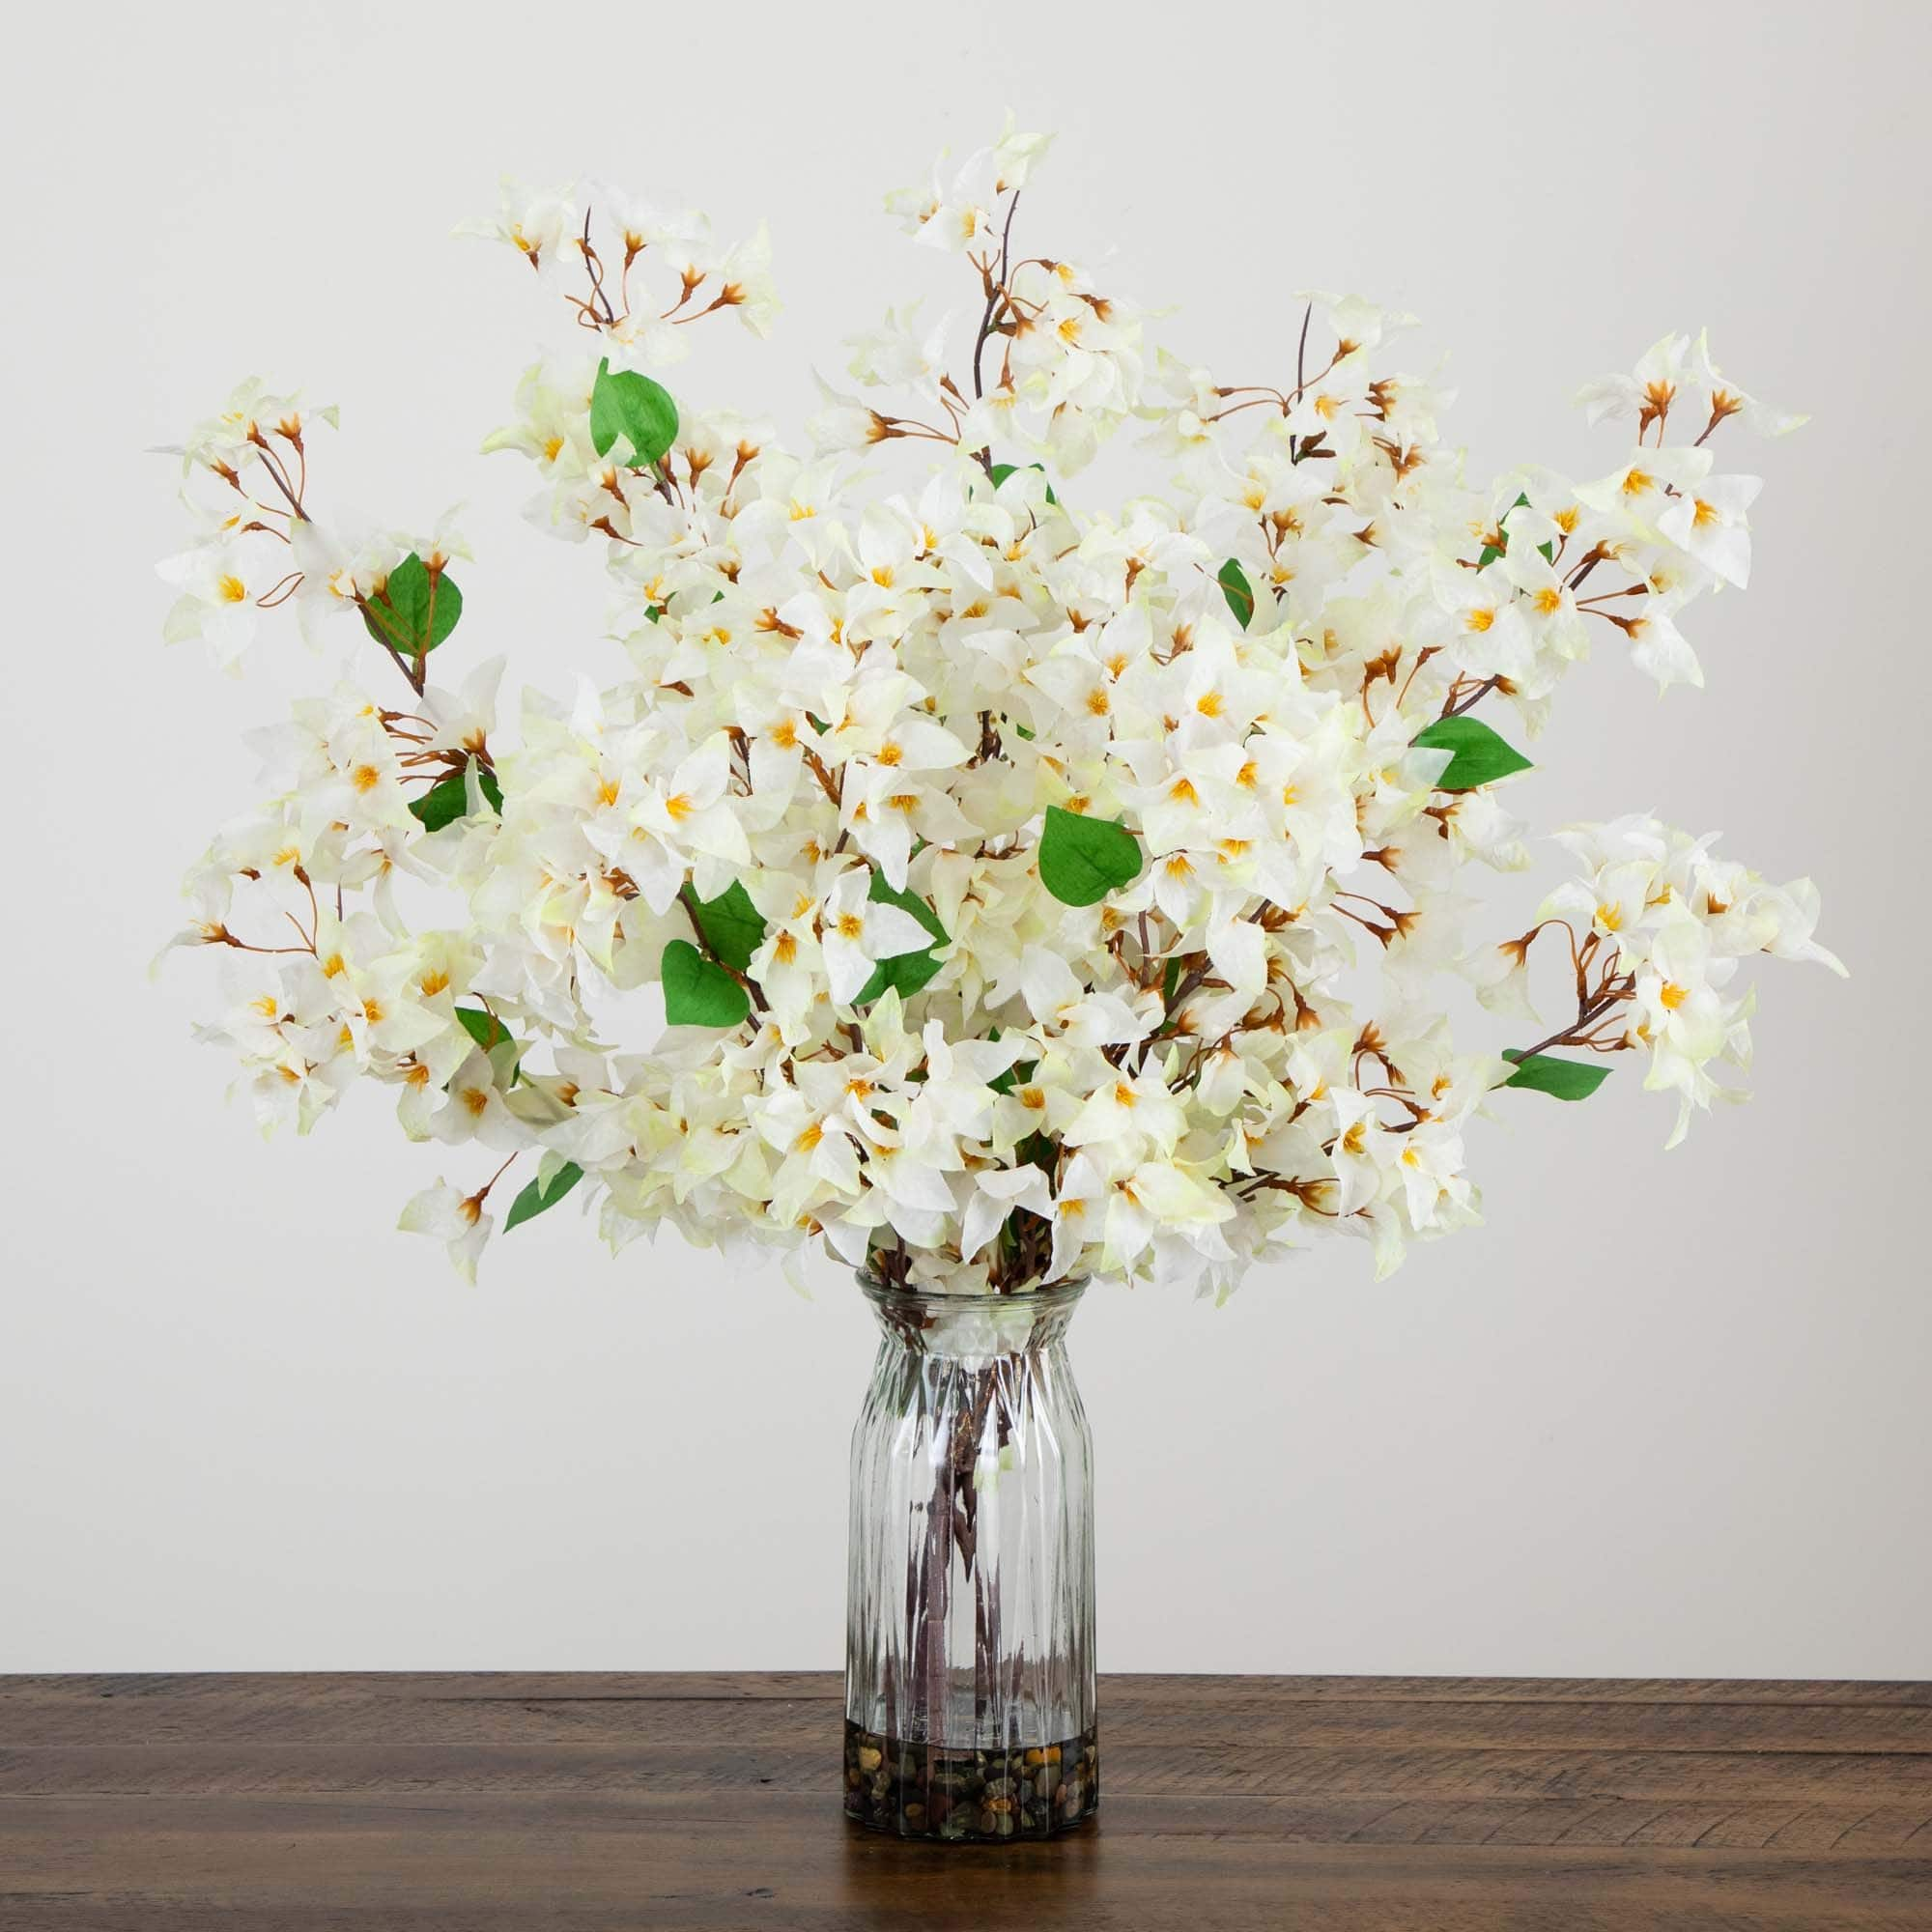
832 1812 1105 1923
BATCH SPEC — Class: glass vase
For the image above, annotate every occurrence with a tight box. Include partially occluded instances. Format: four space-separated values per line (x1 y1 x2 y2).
843 1274 1097 1841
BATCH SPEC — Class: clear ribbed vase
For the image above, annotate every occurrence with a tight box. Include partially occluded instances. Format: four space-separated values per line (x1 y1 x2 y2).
843 1274 1097 1841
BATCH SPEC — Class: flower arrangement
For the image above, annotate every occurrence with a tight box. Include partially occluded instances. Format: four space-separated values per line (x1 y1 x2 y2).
157 121 1843 1298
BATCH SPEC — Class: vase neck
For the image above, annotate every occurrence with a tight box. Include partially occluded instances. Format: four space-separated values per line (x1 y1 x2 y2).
857 1276 1086 1360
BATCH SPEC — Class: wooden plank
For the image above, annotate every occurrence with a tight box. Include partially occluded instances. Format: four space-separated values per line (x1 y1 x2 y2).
2 1740 1929 1803
1 1795 1928 1929
6 1673 1927 1748
8 1671 1928 1711
1 1674 1925 1929
3 1784 1930 1851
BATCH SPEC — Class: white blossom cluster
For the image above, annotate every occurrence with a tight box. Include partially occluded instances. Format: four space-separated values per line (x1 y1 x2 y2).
157 123 1842 1293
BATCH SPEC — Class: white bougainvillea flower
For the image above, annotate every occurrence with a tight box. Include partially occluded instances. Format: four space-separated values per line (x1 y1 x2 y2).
1433 558 1538 683
1656 472 1762 587
958 1166 1055 1264
428 1049 527 1153
288 517 408 648
817 867 938 1004
631 735 750 893
1574 445 1712 530
708 222 781 336
1574 332 1693 433
1688 331 1808 439
991 111 1053 191
1624 592 1705 691
456 178 579 276
1744 878 1846 976
847 302 953 391
156 542 263 668
156 377 327 480
398 1180 494 1282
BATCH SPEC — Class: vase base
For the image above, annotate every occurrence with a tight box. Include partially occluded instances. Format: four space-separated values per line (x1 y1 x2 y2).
842 1719 1098 1841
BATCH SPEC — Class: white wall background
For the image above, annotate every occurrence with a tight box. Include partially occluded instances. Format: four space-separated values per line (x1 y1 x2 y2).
3 0 1927 1677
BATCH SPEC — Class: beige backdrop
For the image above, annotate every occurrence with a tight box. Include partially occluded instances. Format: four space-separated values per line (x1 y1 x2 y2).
3 0 1926 1675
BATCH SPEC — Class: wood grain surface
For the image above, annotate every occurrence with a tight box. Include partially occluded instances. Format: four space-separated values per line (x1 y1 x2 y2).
3 1672 1928 1927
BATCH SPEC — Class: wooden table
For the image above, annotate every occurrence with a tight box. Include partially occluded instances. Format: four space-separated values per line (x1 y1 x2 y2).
2 1673 1927 1927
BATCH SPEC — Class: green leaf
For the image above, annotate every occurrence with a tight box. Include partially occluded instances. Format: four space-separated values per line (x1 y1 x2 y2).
987 461 1060 506
852 872 950 1007
661 938 750 1027
590 356 678 469
1411 716 1534 791
361 554 463 660
1217 558 1255 630
1501 1049 1610 1101
454 1006 512 1054
988 1056 1037 1096
503 1161 584 1232
855 948 946 1006
681 881 765 973
409 765 503 832
1039 805 1144 907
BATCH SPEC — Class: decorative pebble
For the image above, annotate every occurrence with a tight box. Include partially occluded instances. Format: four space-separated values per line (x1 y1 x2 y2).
842 1719 1098 1841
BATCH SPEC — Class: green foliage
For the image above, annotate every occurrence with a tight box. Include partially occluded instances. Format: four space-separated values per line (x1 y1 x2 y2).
409 765 503 832
1217 557 1255 629
1039 805 1144 906
361 553 463 660
503 1161 584 1231
454 1006 512 1054
590 356 678 469
1411 715 1534 791
661 939 751 1027
1501 1049 1610 1100
856 949 946 1005
682 881 765 973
